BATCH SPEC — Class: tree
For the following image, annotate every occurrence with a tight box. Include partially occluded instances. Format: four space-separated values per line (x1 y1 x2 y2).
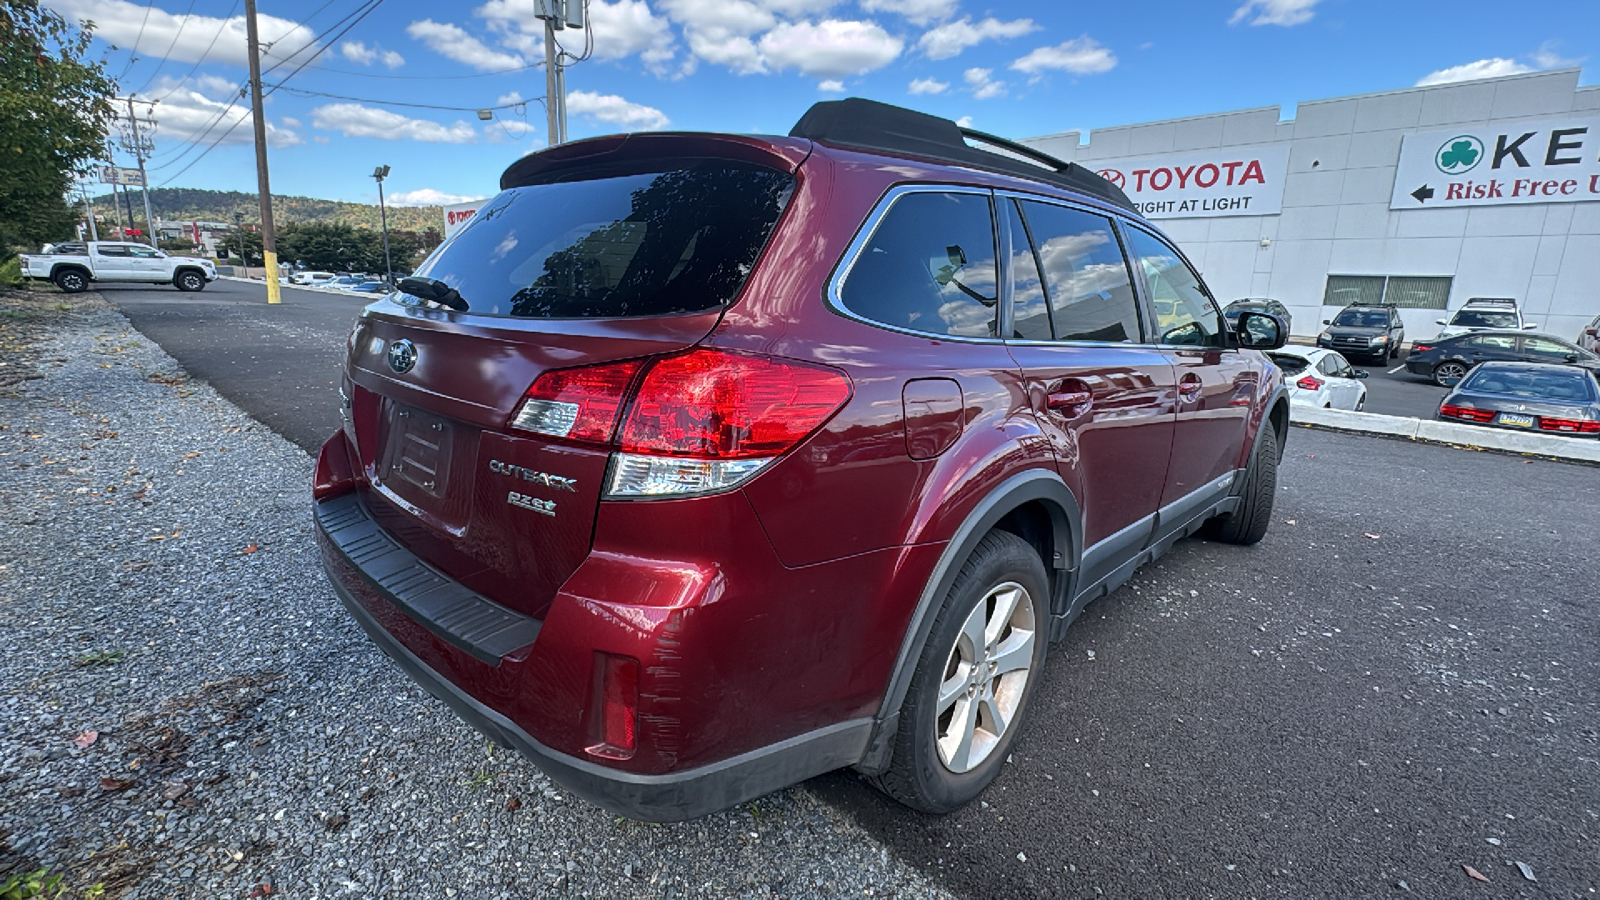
221 229 263 265
0 1 118 258
277 222 386 272
159 236 197 253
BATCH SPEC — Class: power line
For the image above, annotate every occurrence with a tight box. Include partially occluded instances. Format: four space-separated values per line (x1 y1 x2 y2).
132 0 200 95
259 51 540 80
118 0 159 80
151 0 242 103
272 85 544 113
156 0 388 187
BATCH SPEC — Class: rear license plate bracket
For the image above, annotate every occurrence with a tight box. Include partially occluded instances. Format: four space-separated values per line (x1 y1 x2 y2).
381 404 453 497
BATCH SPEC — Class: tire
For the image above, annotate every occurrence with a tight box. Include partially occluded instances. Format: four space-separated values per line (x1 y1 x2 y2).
53 268 88 293
1432 361 1468 387
1356 395 1365 412
1202 417 1278 546
174 270 206 292
1389 342 1400 360
871 530 1050 814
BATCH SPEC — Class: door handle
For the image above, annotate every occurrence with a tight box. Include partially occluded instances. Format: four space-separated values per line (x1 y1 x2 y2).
1178 373 1203 402
1046 378 1094 417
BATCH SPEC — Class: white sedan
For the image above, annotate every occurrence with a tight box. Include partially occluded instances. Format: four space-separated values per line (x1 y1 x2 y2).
1269 347 1368 411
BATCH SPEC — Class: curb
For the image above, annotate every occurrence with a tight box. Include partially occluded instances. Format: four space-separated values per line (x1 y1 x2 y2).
218 275 335 295
1291 405 1600 464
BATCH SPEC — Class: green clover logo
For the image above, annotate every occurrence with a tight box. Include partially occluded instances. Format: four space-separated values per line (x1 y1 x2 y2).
1435 135 1484 174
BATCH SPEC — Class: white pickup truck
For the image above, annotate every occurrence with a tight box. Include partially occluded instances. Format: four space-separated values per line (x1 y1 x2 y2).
20 241 218 293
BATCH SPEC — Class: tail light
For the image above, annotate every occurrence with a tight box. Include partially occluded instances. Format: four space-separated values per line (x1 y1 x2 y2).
1295 375 1324 390
1440 404 1494 423
586 653 639 760
510 349 852 497
1537 417 1600 434
1412 344 1432 353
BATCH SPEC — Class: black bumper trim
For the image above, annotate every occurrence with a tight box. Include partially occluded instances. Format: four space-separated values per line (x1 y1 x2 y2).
327 566 874 821
314 493 541 665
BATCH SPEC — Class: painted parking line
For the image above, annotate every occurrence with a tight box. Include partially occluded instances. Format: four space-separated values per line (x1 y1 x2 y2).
1387 364 1406 374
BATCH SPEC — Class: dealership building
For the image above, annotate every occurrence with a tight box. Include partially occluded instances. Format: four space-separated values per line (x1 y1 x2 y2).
1023 68 1600 343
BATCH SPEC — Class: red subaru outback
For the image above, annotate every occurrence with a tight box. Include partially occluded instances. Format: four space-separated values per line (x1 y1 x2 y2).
315 99 1289 821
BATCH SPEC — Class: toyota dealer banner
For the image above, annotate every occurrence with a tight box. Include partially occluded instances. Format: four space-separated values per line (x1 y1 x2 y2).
442 200 483 240
1085 145 1290 219
1390 116 1600 210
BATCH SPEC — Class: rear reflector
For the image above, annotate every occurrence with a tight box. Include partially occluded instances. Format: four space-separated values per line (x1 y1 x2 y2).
1537 417 1600 434
586 653 639 760
1295 375 1324 391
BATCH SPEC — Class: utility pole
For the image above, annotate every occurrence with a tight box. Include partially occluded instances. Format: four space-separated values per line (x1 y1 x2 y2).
122 97 158 247
537 0 583 146
244 0 283 304
80 182 99 241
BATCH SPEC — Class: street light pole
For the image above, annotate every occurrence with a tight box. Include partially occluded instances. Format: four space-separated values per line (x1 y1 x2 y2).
373 165 393 284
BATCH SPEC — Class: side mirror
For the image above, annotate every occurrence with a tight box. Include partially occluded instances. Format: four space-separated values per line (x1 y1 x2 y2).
1235 311 1286 350
1353 369 1370 379
1566 354 1580 364
1435 318 1448 326
1585 328 1598 337
1321 319 1331 325
1523 323 1539 330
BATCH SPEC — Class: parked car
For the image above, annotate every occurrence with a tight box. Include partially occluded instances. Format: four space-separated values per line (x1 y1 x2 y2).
312 98 1291 823
290 270 337 285
1434 297 1537 339
1577 312 1600 354
320 275 366 290
1269 347 1367 410
343 280 390 294
1437 361 1600 437
1406 330 1600 386
19 240 217 293
1224 298 1292 336
1316 303 1404 363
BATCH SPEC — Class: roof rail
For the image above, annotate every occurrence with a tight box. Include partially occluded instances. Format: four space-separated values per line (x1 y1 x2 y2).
790 98 1135 212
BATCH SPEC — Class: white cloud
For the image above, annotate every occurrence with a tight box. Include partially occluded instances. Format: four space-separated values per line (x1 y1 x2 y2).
381 50 405 68
964 67 1005 100
908 76 948 95
313 135 331 145
1229 0 1320 27
497 91 524 106
1011 36 1117 76
1416 58 1535 86
310 104 479 143
819 79 845 92
659 0 774 74
406 19 526 71
387 188 489 206
756 0 843 16
1530 41 1583 69
758 20 904 78
566 91 670 130
475 0 680 75
860 0 958 26
955 115 973 128
341 41 378 64
139 76 300 151
44 0 318 69
918 17 1038 60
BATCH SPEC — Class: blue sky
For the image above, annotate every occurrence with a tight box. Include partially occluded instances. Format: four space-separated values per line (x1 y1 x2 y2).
50 0 1599 207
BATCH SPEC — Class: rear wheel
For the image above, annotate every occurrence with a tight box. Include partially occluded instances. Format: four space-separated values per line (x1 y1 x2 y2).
174 270 206 292
53 268 88 293
1432 361 1467 387
872 530 1049 813
1203 418 1278 546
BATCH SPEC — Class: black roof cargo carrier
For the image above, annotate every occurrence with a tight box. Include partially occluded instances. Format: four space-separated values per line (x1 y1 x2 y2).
791 97 1135 212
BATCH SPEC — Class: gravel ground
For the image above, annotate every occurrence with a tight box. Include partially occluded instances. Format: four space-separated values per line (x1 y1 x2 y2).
0 294 951 899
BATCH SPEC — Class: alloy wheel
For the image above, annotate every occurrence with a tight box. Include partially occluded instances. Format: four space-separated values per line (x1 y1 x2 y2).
1434 362 1467 387
934 581 1036 774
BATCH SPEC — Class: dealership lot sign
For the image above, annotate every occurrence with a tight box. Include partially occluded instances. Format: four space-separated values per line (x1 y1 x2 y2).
1087 146 1289 218
442 200 483 240
1391 117 1600 209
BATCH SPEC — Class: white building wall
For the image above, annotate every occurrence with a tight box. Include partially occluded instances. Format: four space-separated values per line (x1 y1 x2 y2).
1025 69 1600 342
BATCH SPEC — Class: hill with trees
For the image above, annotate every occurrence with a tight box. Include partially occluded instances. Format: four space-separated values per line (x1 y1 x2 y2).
90 187 446 233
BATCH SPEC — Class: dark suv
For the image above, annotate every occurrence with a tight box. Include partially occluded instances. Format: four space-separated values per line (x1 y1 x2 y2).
1317 303 1405 363
314 99 1290 822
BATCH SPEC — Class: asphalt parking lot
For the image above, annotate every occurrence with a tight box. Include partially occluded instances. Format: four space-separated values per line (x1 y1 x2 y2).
98 281 1599 898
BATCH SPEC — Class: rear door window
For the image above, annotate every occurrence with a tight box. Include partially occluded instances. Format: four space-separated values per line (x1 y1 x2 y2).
1017 200 1140 343
839 191 998 338
411 161 794 318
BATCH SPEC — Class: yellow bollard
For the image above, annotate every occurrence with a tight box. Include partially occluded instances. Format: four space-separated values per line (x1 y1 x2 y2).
264 250 282 305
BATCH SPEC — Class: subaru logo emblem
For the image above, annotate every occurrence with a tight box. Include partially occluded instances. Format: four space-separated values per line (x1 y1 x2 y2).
387 339 417 374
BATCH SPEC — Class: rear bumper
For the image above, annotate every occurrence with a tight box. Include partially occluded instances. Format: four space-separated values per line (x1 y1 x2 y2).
316 491 873 821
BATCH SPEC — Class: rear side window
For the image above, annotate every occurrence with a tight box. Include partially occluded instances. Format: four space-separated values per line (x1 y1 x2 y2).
1018 200 1140 343
840 191 998 339
409 161 793 318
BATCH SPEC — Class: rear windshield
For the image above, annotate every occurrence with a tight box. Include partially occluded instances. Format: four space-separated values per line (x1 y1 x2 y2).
1460 368 1598 402
1450 310 1517 329
407 161 794 318
1333 309 1387 327
1267 353 1309 374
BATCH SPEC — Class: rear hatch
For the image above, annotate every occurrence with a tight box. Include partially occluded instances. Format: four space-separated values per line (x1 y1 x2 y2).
344 134 808 619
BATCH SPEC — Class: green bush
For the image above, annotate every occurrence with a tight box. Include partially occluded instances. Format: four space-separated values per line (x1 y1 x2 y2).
0 255 23 289
0 868 65 899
